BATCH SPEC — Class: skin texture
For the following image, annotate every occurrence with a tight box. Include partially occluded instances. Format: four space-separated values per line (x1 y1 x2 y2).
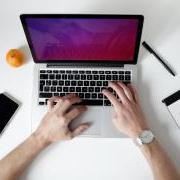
102 82 180 180
0 82 179 180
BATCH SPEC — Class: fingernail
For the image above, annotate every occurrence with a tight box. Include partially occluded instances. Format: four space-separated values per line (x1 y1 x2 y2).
102 89 107 93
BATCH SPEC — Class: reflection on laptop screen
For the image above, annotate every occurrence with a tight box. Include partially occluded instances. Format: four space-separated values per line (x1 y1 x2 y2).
25 18 139 61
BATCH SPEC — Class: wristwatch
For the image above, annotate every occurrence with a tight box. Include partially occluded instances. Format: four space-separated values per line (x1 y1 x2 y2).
134 130 155 146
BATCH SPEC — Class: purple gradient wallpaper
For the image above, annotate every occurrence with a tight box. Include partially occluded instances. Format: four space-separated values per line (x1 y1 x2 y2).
25 18 139 61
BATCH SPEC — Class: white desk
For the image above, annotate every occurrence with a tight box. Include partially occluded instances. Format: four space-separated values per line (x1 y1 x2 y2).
0 0 180 179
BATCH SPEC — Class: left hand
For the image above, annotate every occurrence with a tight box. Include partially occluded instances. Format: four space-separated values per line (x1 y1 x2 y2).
34 94 90 145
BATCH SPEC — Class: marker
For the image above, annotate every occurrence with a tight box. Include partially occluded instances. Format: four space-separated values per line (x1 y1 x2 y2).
142 41 175 76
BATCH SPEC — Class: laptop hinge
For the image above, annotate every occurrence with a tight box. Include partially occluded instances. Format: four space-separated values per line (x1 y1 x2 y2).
47 63 124 68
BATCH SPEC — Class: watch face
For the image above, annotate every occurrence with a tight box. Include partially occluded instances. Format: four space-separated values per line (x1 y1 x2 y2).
140 130 154 144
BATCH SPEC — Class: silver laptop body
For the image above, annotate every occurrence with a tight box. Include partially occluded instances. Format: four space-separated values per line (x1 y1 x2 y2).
20 14 144 138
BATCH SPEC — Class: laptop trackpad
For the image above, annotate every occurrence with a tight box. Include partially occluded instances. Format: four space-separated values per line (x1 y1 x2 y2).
70 106 102 136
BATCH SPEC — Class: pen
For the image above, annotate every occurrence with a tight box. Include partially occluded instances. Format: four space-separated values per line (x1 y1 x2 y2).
142 41 175 76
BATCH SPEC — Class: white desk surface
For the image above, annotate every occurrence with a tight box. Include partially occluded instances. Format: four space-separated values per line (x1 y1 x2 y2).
0 0 180 179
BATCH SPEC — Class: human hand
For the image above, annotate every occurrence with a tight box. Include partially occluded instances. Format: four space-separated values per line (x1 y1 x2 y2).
34 94 90 145
102 82 148 138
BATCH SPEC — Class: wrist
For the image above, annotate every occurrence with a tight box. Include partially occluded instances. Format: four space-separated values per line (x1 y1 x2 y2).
131 122 149 139
32 130 51 149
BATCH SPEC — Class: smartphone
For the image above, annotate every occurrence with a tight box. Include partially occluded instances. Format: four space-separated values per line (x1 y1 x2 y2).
0 93 19 136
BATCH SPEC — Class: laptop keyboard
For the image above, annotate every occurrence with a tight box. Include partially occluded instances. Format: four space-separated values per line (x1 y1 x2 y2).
38 69 132 106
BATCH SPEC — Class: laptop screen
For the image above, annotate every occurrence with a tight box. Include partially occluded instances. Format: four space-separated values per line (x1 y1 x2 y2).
21 15 143 64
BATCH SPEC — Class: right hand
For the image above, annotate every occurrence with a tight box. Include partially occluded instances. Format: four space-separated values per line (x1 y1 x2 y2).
102 82 149 138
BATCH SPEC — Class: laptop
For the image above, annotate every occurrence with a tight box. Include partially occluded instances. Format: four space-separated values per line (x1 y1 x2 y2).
20 14 144 138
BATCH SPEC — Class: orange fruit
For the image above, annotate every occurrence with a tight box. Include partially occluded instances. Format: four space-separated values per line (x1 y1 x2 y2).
6 49 24 67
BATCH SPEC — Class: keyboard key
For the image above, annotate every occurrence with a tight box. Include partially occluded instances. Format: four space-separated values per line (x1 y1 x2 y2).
98 93 103 99
39 101 44 105
40 74 48 79
92 93 97 99
112 71 117 74
45 99 49 105
88 87 94 92
54 93 59 96
104 100 111 106
119 75 124 80
86 71 91 74
92 71 98 74
70 87 75 92
52 80 58 86
118 71 124 74
44 86 50 92
97 81 102 86
84 81 89 86
125 71 131 74
112 75 118 80
81 75 86 80
63 87 68 92
65 81 70 86
79 70 85 74
104 94 108 99
72 70 78 74
47 70 52 73
56 74 61 79
49 74 55 79
79 93 84 99
95 87 100 92
78 81 83 86
71 81 76 86
59 80 64 86
93 75 99 80
76 87 81 92
39 93 52 98
57 87 62 92
39 85 44 92
78 99 103 106
51 87 56 92
100 75 105 80
60 93 65 97
62 74 67 80
82 87 88 92
85 93 90 99
103 81 108 86
99 71 104 74
90 81 95 86
125 75 131 81
60 70 65 73
105 71 111 74
68 74 73 80
106 75 111 80
87 75 92 80
66 70 71 74
75 75 80 80
53 70 58 73
46 80 51 86
40 70 46 73
40 80 45 86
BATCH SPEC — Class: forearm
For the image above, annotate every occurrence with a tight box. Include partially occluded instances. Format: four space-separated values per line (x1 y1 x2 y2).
139 140 180 180
0 132 49 180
